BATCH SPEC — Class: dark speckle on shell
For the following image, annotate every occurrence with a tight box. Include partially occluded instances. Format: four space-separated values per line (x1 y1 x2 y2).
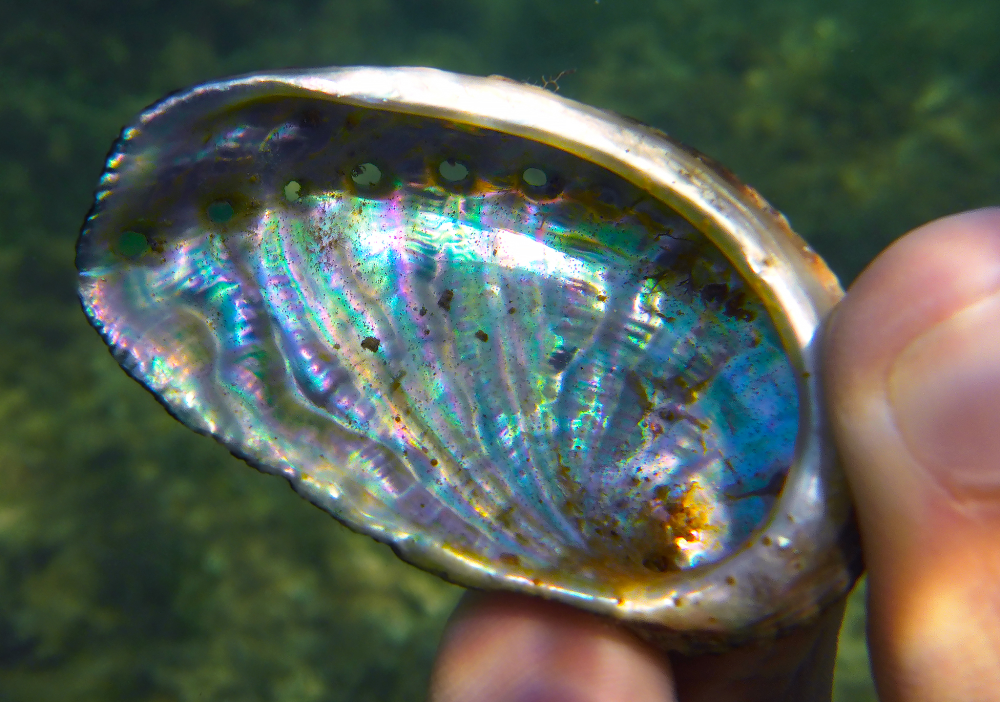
76 66 861 652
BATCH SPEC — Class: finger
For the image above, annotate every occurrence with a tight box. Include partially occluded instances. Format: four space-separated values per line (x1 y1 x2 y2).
428 592 676 702
428 590 846 702
824 207 1000 702
668 596 846 702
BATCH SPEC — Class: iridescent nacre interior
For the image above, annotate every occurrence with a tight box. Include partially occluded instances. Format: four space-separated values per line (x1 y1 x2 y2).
78 96 798 593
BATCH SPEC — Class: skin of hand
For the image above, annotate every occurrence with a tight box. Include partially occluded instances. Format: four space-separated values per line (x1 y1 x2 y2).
427 208 1000 702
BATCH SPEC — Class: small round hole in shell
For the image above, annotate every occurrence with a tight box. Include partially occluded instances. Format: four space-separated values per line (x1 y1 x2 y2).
206 199 235 223
522 167 547 187
439 159 470 182
116 230 148 258
283 180 302 201
351 162 382 187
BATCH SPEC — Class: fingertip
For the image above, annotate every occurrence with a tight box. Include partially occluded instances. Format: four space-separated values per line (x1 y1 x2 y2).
826 207 1000 527
823 207 1000 701
429 593 675 702
826 207 1000 403
826 206 1000 510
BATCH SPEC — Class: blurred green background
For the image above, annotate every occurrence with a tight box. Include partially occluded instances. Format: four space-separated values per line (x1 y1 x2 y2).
2 0 998 699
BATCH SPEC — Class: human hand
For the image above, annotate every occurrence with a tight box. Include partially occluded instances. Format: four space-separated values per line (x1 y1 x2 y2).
427 208 1000 702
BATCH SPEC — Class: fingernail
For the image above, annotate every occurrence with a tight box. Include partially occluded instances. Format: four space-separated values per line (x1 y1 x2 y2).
889 290 1000 497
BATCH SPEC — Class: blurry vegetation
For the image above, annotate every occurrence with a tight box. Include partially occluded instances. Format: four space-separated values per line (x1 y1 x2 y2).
1 0 998 699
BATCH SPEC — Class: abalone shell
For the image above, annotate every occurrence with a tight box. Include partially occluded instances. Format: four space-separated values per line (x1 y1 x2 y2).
77 67 860 651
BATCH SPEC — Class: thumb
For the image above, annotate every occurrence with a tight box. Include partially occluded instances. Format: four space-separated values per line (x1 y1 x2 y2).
824 208 1000 702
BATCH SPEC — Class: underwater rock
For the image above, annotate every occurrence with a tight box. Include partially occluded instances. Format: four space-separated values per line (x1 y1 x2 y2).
77 66 860 652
